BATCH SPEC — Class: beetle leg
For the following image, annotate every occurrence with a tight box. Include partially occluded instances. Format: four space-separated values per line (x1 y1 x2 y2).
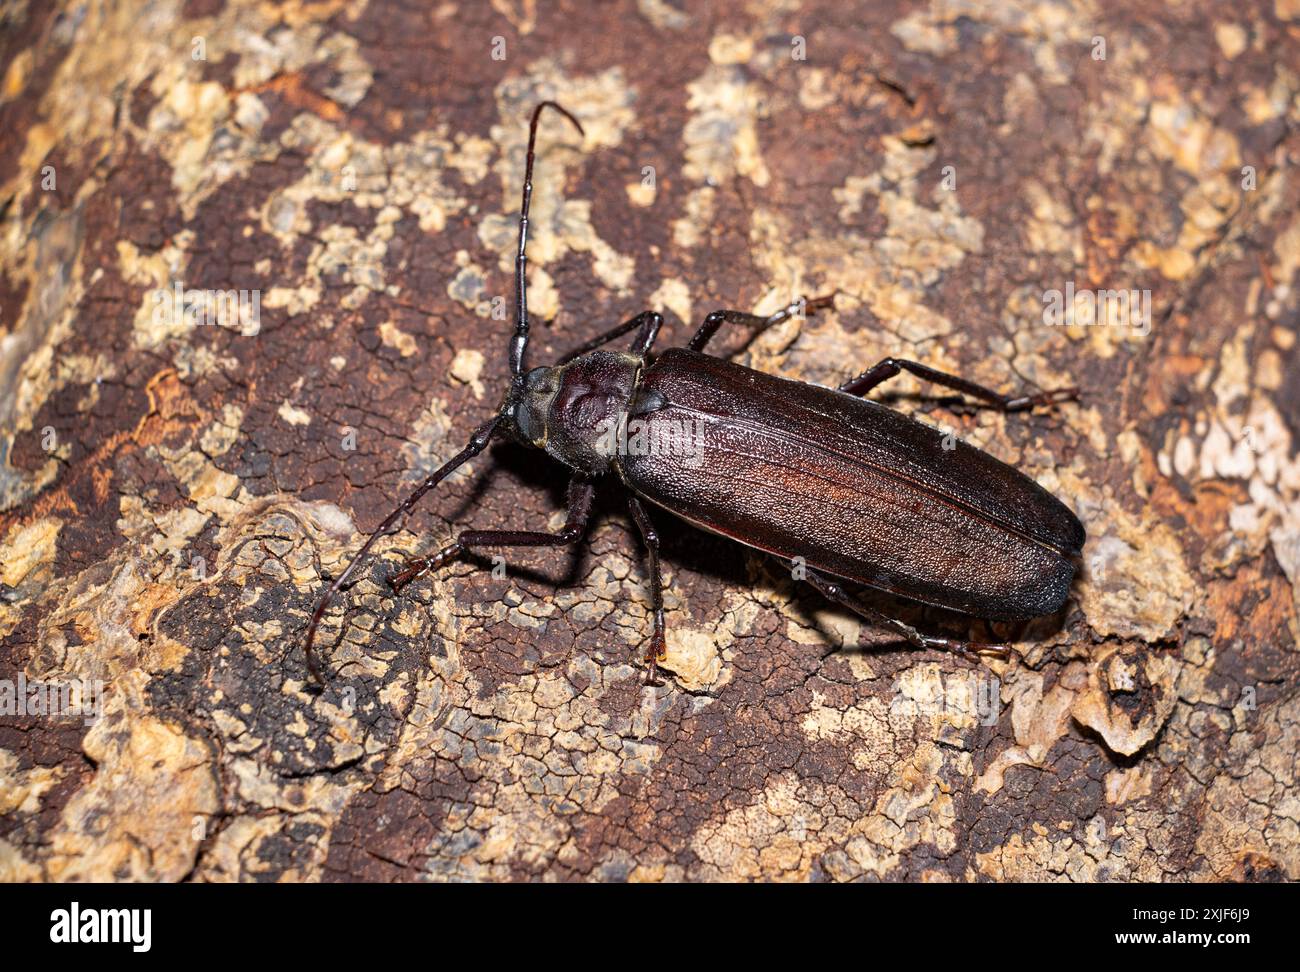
802 568 1011 665
838 357 1078 412
558 311 663 363
387 475 595 591
627 312 664 357
687 294 836 354
628 496 667 686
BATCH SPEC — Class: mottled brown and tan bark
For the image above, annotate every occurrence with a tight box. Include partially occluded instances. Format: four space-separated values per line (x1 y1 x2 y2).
1 0 1297 882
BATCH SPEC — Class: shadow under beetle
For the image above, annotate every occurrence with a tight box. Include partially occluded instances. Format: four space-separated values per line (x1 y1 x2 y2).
304 102 1085 687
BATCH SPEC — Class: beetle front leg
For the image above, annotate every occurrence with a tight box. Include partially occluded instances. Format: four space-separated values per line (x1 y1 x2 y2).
388 475 595 590
628 496 667 686
687 294 835 354
801 568 1010 665
838 358 1078 412
559 311 663 363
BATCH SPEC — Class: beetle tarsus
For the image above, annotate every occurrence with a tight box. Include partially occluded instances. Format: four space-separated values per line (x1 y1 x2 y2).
388 560 427 592
388 540 466 592
641 630 668 686
1004 387 1080 411
928 637 1011 666
803 567 1012 668
804 292 838 314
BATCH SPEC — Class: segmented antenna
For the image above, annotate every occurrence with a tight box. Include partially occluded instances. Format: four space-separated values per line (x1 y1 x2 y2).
304 101 583 686
509 101 584 377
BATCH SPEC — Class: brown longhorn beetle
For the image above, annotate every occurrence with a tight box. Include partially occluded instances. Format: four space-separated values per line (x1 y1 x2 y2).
303 102 1084 687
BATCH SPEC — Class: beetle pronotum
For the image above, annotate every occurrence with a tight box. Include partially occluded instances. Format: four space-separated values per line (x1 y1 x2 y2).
303 102 1085 687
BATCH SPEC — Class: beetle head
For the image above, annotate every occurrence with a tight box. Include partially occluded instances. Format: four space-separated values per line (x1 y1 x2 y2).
503 365 560 450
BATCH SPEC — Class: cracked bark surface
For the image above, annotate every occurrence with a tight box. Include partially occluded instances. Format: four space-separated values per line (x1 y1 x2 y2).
1 0 1298 882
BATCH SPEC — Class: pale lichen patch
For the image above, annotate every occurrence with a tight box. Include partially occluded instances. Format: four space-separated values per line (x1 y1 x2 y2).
0 517 62 591
378 321 419 358
278 401 314 426
449 348 487 399
45 695 219 881
1072 653 1181 757
1078 502 1196 642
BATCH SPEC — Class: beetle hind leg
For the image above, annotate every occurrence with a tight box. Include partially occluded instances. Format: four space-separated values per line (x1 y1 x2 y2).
838 357 1078 412
687 294 836 354
801 568 1010 665
628 496 668 686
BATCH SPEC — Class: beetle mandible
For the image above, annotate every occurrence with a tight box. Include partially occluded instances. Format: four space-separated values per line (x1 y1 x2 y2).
303 101 1085 687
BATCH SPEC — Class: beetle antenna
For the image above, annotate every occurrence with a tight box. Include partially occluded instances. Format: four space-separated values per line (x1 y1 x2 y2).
509 100 584 377
303 417 501 686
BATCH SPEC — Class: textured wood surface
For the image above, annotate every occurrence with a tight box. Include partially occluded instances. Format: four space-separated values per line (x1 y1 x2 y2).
1 0 1298 881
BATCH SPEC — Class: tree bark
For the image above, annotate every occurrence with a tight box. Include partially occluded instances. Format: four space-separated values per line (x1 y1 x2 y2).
1 0 1297 881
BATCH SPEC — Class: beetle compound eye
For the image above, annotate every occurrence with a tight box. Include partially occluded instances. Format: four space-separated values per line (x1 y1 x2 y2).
525 367 555 393
515 404 543 444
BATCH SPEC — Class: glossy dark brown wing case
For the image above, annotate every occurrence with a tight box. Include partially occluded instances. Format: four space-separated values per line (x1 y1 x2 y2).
617 348 1085 620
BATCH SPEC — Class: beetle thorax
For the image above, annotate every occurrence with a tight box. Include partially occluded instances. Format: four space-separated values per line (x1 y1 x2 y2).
513 350 642 474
